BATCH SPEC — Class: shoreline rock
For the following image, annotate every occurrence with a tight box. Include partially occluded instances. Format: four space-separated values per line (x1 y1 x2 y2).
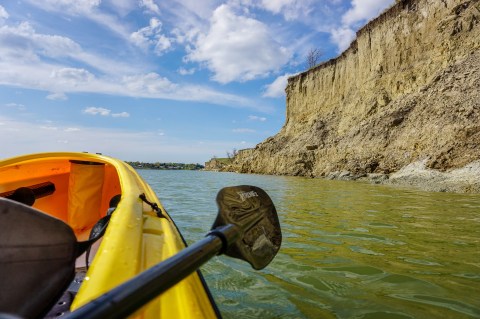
379 159 480 193
325 159 480 193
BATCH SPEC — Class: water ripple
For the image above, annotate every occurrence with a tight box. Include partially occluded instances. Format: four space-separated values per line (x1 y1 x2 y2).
139 170 480 319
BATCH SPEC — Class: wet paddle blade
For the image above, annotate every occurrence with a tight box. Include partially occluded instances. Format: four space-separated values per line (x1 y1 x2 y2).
212 185 282 270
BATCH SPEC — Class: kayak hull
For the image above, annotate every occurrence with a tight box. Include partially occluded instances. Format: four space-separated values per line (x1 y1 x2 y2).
0 152 219 318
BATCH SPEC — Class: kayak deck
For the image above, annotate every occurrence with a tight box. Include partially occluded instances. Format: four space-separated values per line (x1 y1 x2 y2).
0 152 219 318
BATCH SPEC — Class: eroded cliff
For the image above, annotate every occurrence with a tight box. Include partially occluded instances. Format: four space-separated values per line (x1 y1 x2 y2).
227 0 480 192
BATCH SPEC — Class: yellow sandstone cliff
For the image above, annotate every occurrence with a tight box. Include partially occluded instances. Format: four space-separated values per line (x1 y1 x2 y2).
227 0 480 192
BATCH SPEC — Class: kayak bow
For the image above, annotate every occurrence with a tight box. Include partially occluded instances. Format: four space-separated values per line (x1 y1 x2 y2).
0 152 219 318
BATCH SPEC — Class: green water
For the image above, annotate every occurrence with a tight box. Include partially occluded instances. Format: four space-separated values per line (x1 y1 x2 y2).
138 170 480 319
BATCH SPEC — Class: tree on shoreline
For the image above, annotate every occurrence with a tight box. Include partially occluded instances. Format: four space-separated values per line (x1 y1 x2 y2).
226 148 238 159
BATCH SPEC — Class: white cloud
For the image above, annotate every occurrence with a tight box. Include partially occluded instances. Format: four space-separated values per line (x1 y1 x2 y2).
187 4 291 83
140 0 160 14
0 52 257 108
258 0 314 21
0 22 79 60
263 73 293 98
83 106 111 116
47 92 68 100
40 125 58 130
342 0 393 26
24 0 132 42
330 0 394 53
232 128 255 133
0 5 271 110
130 18 172 55
0 115 243 163
111 112 130 118
106 0 136 16
0 5 9 22
83 107 130 118
51 68 95 83
122 73 177 94
154 35 172 55
330 26 356 53
0 21 137 76
259 0 295 14
178 67 196 75
248 115 267 122
36 0 101 14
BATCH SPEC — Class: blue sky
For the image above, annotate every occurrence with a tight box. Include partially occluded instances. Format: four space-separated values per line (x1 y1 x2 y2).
0 0 394 163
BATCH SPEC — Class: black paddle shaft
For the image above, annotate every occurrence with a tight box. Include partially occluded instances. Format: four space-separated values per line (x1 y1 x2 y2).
67 185 281 319
66 224 240 319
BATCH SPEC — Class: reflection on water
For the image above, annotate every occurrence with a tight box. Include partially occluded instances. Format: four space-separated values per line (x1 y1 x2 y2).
139 170 480 319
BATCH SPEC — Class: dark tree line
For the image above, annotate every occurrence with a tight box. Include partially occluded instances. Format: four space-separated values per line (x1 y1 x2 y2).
127 161 204 170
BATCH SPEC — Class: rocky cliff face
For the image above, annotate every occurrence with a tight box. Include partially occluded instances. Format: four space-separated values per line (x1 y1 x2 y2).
227 0 480 191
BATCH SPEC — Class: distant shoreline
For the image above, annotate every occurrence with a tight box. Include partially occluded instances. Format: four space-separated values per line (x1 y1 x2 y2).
127 161 204 171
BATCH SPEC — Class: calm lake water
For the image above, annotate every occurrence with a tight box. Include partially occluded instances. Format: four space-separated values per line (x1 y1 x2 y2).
138 170 480 319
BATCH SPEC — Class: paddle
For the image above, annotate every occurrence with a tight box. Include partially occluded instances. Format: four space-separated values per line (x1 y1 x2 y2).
66 185 281 319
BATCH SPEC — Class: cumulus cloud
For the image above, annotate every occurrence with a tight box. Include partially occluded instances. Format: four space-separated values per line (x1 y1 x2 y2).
248 115 267 122
106 0 136 16
83 106 111 116
178 67 196 75
0 3 277 110
51 68 95 83
187 4 291 83
258 0 314 21
0 22 80 60
140 0 160 14
0 5 9 22
32 0 101 15
111 112 130 118
83 106 130 118
342 0 393 26
122 73 177 94
232 128 255 133
130 18 172 55
330 26 357 53
330 0 394 53
24 0 132 41
0 21 136 77
47 92 68 100
263 73 293 98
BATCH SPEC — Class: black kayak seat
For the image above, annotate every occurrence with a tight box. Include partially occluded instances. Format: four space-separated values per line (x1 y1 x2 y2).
0 197 113 319
0 197 77 319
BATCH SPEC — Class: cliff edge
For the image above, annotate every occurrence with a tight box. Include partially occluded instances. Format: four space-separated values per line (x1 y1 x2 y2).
226 0 480 193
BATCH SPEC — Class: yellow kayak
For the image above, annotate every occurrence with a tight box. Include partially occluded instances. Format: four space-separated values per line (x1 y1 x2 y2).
0 152 219 318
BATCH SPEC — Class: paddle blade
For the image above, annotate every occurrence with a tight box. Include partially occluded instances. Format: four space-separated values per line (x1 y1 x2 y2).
212 185 282 270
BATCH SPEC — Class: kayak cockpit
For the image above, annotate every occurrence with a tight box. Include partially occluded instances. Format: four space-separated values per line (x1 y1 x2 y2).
0 155 123 318
1 152 221 319
0 157 122 240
